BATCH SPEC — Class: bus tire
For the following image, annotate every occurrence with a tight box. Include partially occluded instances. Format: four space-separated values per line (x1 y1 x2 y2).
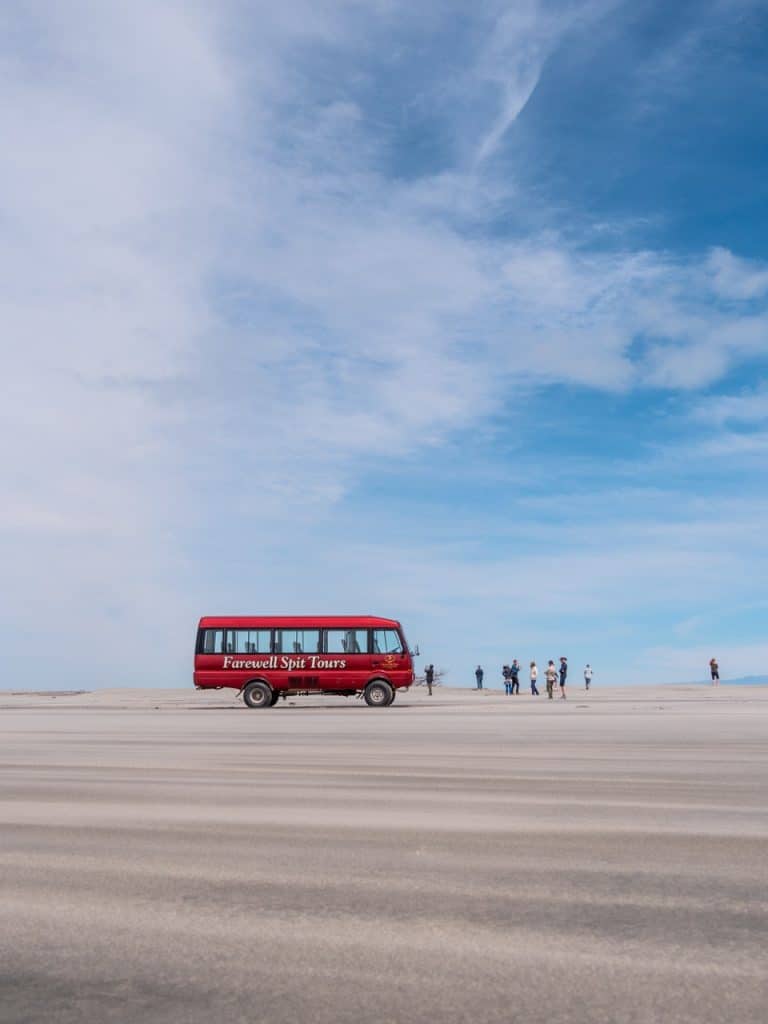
364 679 394 707
243 681 272 709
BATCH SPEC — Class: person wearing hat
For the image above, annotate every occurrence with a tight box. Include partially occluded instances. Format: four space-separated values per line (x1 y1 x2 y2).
559 657 568 699
545 660 557 699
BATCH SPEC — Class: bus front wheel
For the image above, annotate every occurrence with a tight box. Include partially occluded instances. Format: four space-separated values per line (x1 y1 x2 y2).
364 680 394 707
243 681 272 709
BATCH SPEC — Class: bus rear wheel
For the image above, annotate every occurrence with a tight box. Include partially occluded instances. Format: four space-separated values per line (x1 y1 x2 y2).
364 680 394 707
243 681 272 709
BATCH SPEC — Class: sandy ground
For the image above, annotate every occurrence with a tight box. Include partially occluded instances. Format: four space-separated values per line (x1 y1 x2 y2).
1 685 767 1024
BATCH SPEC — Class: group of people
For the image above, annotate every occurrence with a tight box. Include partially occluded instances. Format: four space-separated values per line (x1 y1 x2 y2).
432 657 723 694
475 659 593 699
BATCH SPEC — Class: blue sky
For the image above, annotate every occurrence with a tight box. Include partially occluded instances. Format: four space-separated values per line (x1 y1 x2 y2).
1 0 767 688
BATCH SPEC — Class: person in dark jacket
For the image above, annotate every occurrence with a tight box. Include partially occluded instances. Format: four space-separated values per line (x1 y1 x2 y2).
425 664 435 696
559 657 568 700
509 659 520 694
475 665 484 689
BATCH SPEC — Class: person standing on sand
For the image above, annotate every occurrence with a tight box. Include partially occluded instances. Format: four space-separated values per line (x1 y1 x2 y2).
475 665 484 689
530 661 539 695
545 661 557 699
559 657 568 699
502 664 511 695
425 664 435 696
510 659 520 695
584 664 593 690
709 658 720 685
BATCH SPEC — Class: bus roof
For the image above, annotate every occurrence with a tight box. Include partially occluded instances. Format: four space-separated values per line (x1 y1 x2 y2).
198 615 402 630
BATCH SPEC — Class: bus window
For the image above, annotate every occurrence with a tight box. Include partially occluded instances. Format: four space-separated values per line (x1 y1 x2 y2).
325 629 366 654
200 629 225 654
372 629 403 655
275 629 321 654
228 629 272 654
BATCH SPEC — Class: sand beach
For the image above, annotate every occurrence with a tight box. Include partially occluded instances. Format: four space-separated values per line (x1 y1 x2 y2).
1 684 767 1023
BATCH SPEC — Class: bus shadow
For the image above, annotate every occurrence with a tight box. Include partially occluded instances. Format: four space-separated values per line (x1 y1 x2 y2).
186 703 415 712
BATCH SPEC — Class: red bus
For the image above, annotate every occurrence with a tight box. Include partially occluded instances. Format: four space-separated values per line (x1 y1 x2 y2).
194 615 414 708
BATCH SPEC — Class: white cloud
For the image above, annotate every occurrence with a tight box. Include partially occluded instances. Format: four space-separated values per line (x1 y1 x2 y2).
697 431 768 457
0 1 235 678
692 385 768 426
707 247 768 301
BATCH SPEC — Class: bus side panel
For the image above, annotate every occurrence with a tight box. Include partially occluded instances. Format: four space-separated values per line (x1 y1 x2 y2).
318 651 369 693
194 655 243 689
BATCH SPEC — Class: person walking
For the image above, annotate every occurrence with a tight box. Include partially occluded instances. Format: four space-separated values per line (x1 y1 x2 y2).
559 657 568 699
425 664 435 696
475 665 484 690
510 659 520 695
530 661 539 695
709 657 720 686
545 660 557 699
502 664 511 695
584 664 593 690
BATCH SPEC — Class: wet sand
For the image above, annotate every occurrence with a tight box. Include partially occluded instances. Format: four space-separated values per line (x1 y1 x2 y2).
1 685 767 1023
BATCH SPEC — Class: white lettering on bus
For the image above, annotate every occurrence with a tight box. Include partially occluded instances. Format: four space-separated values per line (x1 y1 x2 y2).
309 656 347 670
221 655 347 670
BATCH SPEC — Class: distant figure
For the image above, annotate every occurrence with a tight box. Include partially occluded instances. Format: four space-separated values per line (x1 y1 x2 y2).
709 657 720 686
475 665 484 690
502 664 511 695
425 664 435 696
559 657 568 700
545 660 557 699
584 664 593 690
510 659 520 695
530 661 539 695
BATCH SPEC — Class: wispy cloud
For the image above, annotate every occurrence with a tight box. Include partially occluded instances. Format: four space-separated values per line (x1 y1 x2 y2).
473 0 619 166
691 384 768 425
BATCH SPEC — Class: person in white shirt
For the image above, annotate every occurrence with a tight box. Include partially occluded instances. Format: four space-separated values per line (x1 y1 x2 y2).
584 664 593 690
530 661 539 696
